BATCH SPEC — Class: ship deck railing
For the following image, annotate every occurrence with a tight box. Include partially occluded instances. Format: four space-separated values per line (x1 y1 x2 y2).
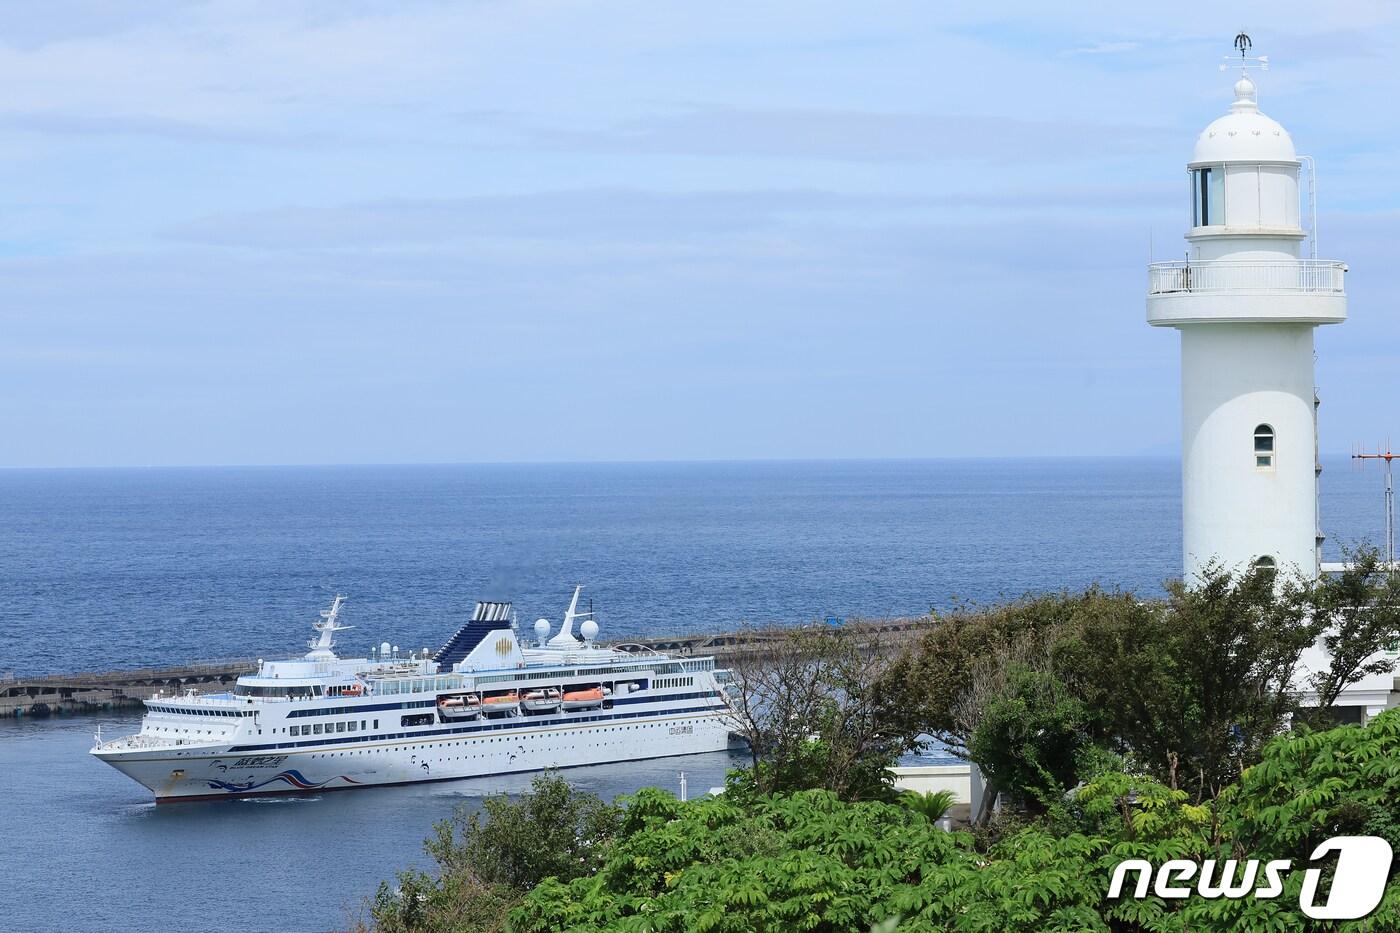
93 733 215 752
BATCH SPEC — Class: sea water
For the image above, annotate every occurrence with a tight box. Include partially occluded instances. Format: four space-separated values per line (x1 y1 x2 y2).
0 459 1388 931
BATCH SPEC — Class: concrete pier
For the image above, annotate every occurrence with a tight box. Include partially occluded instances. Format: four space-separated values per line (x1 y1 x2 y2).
3 615 932 717
0 659 257 717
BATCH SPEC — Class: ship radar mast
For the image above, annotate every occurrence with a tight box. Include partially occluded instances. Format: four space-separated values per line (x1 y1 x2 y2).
305 594 351 660
547 584 593 647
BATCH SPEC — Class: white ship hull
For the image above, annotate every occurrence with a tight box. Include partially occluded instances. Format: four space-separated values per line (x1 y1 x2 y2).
98 709 733 802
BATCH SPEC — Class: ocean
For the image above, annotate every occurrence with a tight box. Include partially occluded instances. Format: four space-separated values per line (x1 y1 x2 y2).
0 458 1390 931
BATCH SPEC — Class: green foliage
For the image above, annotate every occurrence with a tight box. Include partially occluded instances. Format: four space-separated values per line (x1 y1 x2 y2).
362 868 516 933
510 788 972 933
899 789 957 824
1061 768 1212 844
967 665 1097 809
885 564 1400 806
506 714 1400 932
358 772 618 933
1226 707 1400 861
1052 563 1310 799
510 777 1212 933
877 589 1128 755
427 770 621 891
730 731 902 806
1299 543 1400 715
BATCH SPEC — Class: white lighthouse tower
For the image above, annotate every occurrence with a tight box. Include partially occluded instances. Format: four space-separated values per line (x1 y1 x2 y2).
1148 41 1347 581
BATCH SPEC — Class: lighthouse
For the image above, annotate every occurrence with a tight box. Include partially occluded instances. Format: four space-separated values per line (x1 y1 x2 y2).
1147 45 1347 581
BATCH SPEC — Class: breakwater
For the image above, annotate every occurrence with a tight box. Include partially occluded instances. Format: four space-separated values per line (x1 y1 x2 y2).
2 616 931 716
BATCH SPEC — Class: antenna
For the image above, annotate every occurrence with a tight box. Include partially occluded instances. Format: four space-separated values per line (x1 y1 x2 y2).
1352 443 1397 567
1220 31 1269 72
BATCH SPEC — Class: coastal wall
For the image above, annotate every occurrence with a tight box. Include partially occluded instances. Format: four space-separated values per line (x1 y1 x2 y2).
0 660 256 716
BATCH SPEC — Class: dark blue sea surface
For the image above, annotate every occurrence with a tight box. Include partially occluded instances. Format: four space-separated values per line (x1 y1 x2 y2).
0 458 1390 932
1 458 1388 676
0 458 1175 675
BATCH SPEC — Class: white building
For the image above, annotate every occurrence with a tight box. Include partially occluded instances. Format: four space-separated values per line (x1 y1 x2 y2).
1147 60 1400 720
1146 68 1346 581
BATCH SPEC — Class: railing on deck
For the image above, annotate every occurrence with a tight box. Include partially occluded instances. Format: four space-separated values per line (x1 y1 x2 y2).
1147 260 1346 296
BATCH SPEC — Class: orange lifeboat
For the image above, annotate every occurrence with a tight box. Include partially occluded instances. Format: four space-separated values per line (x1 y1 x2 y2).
480 691 520 716
561 686 607 711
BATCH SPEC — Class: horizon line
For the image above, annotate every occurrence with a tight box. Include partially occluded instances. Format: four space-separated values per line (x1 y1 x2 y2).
0 451 1369 472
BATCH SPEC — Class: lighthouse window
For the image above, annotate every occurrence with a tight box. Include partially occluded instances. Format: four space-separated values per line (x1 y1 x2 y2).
1254 424 1275 469
1191 167 1225 227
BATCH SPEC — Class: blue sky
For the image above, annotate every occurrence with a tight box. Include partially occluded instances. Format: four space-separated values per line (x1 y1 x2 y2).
3 1 1399 467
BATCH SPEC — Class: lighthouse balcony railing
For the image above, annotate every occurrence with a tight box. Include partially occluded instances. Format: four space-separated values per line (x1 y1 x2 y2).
1147 260 1346 296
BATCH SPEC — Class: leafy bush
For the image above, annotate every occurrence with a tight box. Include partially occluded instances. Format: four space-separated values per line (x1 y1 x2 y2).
358 772 618 933
899 789 957 824
510 787 971 933
967 664 1097 809
506 713 1400 932
426 769 621 891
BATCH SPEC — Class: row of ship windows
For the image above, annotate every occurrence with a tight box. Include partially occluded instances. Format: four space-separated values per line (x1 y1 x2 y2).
653 676 695 689
285 719 381 737
289 700 432 719
150 706 251 717
472 664 688 689
302 721 684 758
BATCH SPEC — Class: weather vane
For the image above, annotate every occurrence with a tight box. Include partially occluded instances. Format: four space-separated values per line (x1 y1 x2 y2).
1221 31 1269 72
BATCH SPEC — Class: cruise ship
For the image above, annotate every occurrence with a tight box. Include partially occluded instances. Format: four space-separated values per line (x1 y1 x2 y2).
91 588 737 802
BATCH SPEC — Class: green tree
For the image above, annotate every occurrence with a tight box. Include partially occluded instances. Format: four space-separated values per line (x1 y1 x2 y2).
967 664 1100 809
509 787 973 933
359 869 517 933
727 625 918 801
1177 708 1400 930
427 770 621 891
874 590 1125 757
358 772 619 933
1054 563 1310 800
1300 543 1400 715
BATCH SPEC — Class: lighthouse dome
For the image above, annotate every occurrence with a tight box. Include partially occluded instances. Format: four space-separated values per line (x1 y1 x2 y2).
1192 74 1296 164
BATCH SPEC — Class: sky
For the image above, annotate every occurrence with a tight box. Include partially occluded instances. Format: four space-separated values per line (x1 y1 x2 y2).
4 1 1400 467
